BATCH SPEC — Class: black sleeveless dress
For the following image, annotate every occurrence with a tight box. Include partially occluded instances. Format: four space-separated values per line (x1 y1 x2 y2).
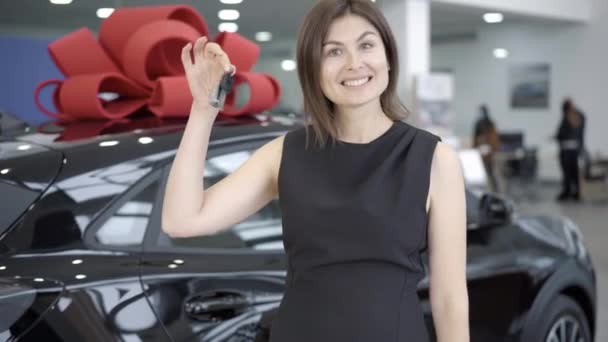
270 120 441 342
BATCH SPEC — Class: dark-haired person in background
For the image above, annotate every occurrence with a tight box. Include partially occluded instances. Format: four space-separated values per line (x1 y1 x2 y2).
554 98 586 201
473 104 501 192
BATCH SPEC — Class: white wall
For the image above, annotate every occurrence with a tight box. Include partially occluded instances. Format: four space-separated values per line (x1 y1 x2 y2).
431 0 608 180
433 0 591 22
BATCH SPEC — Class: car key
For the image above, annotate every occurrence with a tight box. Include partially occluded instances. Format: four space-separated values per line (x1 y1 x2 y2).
209 67 235 109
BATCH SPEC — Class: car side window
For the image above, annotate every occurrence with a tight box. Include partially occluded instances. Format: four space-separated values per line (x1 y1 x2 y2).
95 179 161 247
156 149 284 251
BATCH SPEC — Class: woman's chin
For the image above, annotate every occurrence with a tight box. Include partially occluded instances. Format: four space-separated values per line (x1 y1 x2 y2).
334 97 379 110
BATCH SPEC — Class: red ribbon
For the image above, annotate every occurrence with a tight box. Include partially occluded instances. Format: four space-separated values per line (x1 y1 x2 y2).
34 4 281 121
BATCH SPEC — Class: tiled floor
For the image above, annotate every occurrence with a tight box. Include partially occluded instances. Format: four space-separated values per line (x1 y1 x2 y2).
504 180 608 341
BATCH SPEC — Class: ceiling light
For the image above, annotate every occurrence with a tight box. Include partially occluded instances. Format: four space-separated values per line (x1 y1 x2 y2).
483 13 503 23
34 278 45 282
0 266 6 271
218 22 238 32
255 31 272 42
173 259 185 265
17 144 31 151
50 0 73 4
493 48 509 59
97 8 115 19
72 259 83 265
281 60 296 71
168 264 178 269
218 9 240 21
220 0 243 3
0 169 9 175
75 274 87 280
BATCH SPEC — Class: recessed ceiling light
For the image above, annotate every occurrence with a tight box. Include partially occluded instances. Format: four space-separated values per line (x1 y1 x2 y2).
75 274 87 280
220 0 243 4
218 9 240 21
218 22 239 32
97 8 115 19
281 60 296 71
255 31 272 42
17 144 31 151
0 266 6 271
0 169 9 175
50 0 73 4
493 48 509 59
34 278 45 282
483 13 503 23
72 259 83 265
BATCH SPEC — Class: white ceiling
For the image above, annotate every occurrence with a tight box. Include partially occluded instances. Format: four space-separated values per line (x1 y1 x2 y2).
0 0 569 55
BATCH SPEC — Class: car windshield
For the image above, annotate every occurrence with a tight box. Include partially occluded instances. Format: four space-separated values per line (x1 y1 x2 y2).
0 140 63 236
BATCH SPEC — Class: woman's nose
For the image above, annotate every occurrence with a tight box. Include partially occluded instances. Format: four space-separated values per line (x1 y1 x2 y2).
346 51 364 70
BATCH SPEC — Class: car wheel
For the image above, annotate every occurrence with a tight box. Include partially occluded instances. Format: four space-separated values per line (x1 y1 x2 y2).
534 295 592 342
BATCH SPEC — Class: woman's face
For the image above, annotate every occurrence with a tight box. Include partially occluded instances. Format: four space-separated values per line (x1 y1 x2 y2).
320 14 389 110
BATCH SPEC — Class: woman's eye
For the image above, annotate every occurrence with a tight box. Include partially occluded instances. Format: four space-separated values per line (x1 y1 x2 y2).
361 42 374 49
326 48 342 57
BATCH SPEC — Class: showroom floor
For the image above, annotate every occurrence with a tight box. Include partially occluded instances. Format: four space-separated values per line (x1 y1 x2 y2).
507 180 608 341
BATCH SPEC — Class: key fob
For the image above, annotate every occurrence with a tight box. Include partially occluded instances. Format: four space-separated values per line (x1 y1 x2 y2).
209 72 234 109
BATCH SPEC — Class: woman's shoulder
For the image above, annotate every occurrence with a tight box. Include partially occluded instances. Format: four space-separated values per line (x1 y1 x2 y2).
397 120 443 144
429 137 461 187
284 125 308 139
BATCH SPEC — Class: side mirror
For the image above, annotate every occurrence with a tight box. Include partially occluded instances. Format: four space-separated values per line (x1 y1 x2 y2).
478 193 514 228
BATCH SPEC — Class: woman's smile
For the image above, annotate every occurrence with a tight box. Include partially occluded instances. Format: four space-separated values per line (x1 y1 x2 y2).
342 76 373 87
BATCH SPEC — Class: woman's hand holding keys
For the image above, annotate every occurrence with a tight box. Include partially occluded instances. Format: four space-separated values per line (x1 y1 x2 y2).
181 36 235 113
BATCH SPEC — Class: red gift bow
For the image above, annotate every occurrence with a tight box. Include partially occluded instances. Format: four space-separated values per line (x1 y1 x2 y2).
34 4 281 121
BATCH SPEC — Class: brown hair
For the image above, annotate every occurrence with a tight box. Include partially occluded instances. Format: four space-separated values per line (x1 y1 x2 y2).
296 0 408 149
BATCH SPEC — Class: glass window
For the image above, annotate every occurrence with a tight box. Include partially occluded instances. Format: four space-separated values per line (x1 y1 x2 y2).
0 141 63 236
95 180 160 247
0 183 38 236
157 150 284 251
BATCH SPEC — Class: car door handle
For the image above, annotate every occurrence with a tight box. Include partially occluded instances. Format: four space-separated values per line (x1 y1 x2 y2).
184 289 282 320
184 292 250 315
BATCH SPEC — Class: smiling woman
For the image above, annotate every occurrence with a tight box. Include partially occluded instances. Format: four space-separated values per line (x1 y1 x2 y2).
267 2 469 341
295 0 407 148
320 21 390 110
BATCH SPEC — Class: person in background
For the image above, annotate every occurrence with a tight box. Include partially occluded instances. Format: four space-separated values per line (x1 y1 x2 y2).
473 104 501 192
554 98 586 201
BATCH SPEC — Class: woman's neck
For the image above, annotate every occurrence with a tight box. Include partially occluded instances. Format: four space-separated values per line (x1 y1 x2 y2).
334 100 394 144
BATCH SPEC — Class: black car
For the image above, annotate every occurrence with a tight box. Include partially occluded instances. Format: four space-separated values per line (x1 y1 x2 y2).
0 114 596 342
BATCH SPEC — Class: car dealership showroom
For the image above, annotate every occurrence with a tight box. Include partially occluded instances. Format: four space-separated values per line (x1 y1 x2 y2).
0 0 607 341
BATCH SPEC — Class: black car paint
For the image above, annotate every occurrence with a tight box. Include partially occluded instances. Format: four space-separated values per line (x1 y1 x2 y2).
0 115 596 341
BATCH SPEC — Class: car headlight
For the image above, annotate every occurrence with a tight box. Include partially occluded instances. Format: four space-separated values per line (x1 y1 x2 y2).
561 216 587 260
